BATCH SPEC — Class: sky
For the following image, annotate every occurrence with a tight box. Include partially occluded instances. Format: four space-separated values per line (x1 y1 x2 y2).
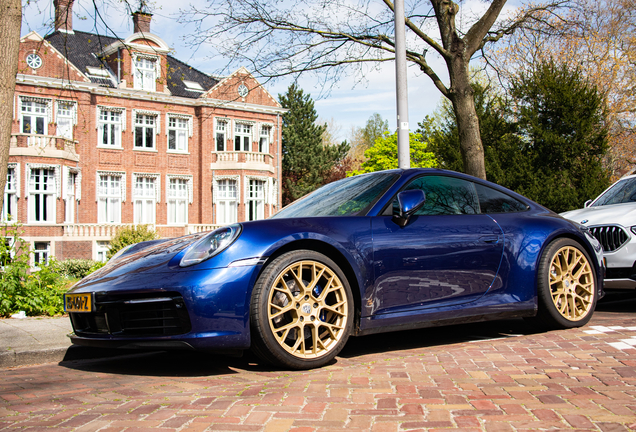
20 0 515 141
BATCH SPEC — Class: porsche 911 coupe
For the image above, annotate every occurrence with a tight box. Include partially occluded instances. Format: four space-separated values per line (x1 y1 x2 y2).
64 169 604 369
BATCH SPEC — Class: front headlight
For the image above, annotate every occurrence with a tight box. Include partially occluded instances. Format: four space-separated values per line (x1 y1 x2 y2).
180 224 242 267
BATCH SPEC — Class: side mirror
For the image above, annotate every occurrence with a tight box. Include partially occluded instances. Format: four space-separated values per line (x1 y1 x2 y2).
584 200 593 208
392 190 426 227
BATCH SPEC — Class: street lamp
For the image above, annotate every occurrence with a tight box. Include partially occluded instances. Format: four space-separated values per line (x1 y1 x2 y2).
394 0 409 169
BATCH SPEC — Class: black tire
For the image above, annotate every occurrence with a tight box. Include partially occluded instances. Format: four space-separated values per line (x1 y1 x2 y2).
528 238 597 330
250 250 354 370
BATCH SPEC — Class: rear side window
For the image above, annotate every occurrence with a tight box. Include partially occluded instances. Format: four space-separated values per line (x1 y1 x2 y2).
475 183 527 214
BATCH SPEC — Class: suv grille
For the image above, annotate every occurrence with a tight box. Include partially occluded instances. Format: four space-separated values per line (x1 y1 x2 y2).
70 292 191 337
589 225 629 252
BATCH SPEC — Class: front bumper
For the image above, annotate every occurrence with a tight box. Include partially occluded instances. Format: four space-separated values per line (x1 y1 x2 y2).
66 265 262 351
586 225 636 290
602 239 636 290
604 262 636 289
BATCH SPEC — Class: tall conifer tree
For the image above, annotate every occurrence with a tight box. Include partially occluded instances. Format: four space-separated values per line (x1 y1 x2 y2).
279 84 348 205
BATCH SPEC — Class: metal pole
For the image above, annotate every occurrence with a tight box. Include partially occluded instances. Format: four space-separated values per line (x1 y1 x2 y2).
394 0 410 169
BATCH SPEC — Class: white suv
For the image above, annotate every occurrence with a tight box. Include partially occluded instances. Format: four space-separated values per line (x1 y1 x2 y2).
561 174 636 290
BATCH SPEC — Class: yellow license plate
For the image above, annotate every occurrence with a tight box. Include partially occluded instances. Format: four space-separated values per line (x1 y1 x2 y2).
64 293 92 313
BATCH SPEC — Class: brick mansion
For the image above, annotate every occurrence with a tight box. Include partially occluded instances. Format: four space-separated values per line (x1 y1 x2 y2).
8 0 286 265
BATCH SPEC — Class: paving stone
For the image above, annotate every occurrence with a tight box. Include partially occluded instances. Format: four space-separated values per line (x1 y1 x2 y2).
2 311 636 431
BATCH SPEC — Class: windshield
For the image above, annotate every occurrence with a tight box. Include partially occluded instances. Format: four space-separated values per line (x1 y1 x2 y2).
594 177 636 206
272 172 398 218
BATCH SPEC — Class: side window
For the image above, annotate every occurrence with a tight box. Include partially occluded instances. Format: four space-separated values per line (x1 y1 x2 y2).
474 183 527 214
396 176 480 216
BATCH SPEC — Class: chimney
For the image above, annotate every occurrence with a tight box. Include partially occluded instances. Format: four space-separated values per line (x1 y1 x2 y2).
132 11 152 33
54 0 74 33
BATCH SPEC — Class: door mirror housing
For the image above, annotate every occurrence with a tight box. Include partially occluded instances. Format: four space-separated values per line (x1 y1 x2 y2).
584 199 593 208
393 189 426 227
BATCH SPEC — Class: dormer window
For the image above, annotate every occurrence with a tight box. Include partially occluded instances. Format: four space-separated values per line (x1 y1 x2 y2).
133 55 157 91
86 66 110 78
183 80 204 92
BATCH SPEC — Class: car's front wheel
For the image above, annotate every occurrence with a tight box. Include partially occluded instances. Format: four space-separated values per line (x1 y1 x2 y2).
250 250 353 369
531 238 597 329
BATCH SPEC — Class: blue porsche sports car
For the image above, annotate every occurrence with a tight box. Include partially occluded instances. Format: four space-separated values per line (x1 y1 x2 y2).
65 169 604 369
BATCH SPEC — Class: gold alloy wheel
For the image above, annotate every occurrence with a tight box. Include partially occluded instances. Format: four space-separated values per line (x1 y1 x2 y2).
548 246 595 321
267 260 348 359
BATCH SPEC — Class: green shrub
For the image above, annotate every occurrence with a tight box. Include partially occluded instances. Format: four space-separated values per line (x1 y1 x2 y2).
0 224 70 317
58 259 104 279
89 260 106 274
107 225 159 259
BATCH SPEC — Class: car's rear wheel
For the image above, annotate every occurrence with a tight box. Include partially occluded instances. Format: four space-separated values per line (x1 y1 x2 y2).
530 238 597 329
250 250 353 369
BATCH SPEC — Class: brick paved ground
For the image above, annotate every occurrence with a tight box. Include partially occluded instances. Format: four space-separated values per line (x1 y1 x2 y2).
1 294 635 431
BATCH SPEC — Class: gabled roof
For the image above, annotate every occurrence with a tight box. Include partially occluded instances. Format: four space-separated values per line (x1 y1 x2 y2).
45 30 118 87
44 30 219 97
166 55 218 98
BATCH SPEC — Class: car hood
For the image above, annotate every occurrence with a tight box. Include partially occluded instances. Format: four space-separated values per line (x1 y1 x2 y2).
75 233 204 286
560 202 636 228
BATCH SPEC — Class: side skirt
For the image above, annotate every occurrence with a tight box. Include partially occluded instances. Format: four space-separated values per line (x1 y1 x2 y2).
354 302 535 337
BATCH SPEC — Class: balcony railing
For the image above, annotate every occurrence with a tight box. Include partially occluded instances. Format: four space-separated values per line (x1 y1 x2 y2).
62 223 223 239
212 151 273 165
11 134 79 155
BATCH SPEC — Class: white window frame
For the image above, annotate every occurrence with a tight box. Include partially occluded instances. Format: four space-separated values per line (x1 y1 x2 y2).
97 107 125 148
133 173 160 225
166 115 191 153
215 118 229 152
213 176 239 225
97 172 125 224
247 179 265 221
96 241 110 263
20 97 51 135
133 54 158 92
134 111 159 151
64 170 77 223
2 164 18 223
28 165 59 224
33 241 50 268
167 176 190 225
1 237 16 268
234 122 252 152
259 124 272 154
56 100 76 140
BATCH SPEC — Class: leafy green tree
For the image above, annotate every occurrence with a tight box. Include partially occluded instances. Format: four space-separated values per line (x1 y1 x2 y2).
107 225 159 259
361 114 389 148
422 62 610 213
280 84 350 204
350 131 437 175
350 113 390 162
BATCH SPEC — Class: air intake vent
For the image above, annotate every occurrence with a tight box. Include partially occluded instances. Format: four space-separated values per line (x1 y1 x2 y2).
589 225 629 252
70 292 191 337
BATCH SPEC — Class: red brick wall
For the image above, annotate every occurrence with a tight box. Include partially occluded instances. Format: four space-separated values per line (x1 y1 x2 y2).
55 241 92 260
19 38 88 83
13 30 283 238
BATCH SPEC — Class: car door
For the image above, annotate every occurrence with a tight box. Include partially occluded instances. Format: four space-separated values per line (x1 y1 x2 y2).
366 175 504 316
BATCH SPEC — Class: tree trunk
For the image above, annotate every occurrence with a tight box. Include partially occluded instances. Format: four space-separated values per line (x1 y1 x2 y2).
434 0 487 180
449 62 487 180
0 0 21 215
